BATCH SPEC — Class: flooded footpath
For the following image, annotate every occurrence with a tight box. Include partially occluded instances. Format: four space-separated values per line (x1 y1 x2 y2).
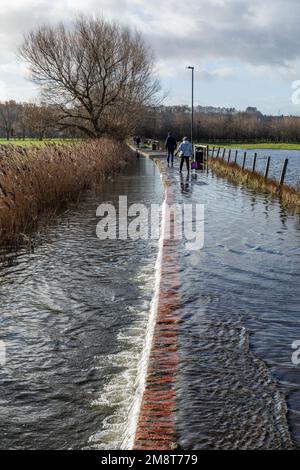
0 152 300 450
168 162 300 450
0 157 164 450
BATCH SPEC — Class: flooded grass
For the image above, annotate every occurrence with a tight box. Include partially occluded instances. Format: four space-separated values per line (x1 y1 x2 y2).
208 157 300 212
0 138 132 245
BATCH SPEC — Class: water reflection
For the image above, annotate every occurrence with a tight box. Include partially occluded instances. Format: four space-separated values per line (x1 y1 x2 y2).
229 148 300 188
180 174 192 195
169 162 300 449
0 154 299 450
0 157 164 450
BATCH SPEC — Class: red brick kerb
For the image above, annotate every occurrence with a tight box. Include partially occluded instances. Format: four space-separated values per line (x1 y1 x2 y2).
133 159 181 451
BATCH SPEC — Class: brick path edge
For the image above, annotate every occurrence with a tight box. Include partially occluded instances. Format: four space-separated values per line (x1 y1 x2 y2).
133 159 181 451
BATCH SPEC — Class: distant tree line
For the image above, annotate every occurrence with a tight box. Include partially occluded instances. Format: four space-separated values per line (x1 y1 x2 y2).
3 100 300 144
0 100 72 140
136 105 300 143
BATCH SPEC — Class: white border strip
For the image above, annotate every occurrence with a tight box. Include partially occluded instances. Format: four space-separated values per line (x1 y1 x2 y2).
121 186 167 450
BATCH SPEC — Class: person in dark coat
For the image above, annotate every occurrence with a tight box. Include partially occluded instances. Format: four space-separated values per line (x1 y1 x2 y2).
165 132 177 167
135 136 141 148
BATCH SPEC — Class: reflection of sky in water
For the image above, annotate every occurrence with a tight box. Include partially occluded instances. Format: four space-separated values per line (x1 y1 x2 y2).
171 165 300 449
0 157 164 450
0 152 299 450
221 148 300 188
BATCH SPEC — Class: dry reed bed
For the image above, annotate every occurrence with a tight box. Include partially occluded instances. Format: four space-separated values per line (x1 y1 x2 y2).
208 158 300 212
0 139 132 244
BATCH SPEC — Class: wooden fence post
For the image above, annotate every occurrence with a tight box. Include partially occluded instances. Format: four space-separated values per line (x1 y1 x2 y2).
212 146 215 157
222 148 226 160
252 153 257 172
216 147 220 158
242 152 247 170
234 150 238 164
264 156 271 179
206 145 209 159
279 159 289 186
227 149 232 163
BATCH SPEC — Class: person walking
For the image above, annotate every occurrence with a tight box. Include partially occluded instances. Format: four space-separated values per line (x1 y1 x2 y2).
175 136 193 174
135 136 141 148
165 132 177 167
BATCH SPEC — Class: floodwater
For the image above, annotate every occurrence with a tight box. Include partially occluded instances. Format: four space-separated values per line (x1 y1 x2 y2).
0 157 164 450
0 154 300 450
172 163 300 449
222 148 300 188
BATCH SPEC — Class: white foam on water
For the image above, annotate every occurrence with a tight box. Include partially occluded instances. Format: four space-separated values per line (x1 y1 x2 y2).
121 195 167 449
88 190 167 450
88 299 152 449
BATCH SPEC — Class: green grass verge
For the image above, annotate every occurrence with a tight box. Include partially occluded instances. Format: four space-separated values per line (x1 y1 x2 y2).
149 139 300 151
202 142 300 150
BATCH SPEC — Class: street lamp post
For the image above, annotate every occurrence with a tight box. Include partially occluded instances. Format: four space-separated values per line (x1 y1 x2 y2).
187 66 194 146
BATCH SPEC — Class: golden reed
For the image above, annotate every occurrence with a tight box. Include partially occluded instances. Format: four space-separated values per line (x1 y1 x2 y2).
0 139 132 244
208 158 300 212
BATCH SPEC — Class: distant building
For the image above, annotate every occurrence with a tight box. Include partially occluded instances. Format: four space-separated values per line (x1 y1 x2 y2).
245 107 263 116
193 105 263 117
195 105 237 115
153 104 263 117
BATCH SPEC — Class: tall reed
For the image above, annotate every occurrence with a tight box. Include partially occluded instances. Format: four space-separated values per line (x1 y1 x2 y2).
208 158 300 212
0 139 132 244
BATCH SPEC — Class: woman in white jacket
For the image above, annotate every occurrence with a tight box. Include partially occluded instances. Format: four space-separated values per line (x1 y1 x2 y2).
175 137 193 174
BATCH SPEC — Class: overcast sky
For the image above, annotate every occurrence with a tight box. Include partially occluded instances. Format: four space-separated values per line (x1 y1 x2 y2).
1 0 300 114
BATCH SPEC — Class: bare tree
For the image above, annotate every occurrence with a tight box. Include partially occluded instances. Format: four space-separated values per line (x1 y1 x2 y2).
24 102 57 140
137 105 300 144
0 100 20 140
19 16 160 139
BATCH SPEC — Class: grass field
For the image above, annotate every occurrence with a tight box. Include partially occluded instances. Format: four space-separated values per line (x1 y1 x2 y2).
150 139 300 151
203 142 300 150
0 138 80 147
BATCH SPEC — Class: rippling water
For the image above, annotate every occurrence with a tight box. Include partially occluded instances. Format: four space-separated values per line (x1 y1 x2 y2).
0 157 164 450
1 152 300 450
229 148 300 188
170 165 300 449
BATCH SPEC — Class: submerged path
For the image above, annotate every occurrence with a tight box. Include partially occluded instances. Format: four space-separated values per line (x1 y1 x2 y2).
132 146 300 450
1 144 299 450
133 155 180 450
133 147 181 450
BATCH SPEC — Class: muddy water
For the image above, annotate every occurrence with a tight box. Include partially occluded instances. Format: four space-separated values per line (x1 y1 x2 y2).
0 157 164 450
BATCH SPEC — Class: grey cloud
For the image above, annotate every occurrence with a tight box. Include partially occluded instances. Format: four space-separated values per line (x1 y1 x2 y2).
0 0 300 85
142 0 300 70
